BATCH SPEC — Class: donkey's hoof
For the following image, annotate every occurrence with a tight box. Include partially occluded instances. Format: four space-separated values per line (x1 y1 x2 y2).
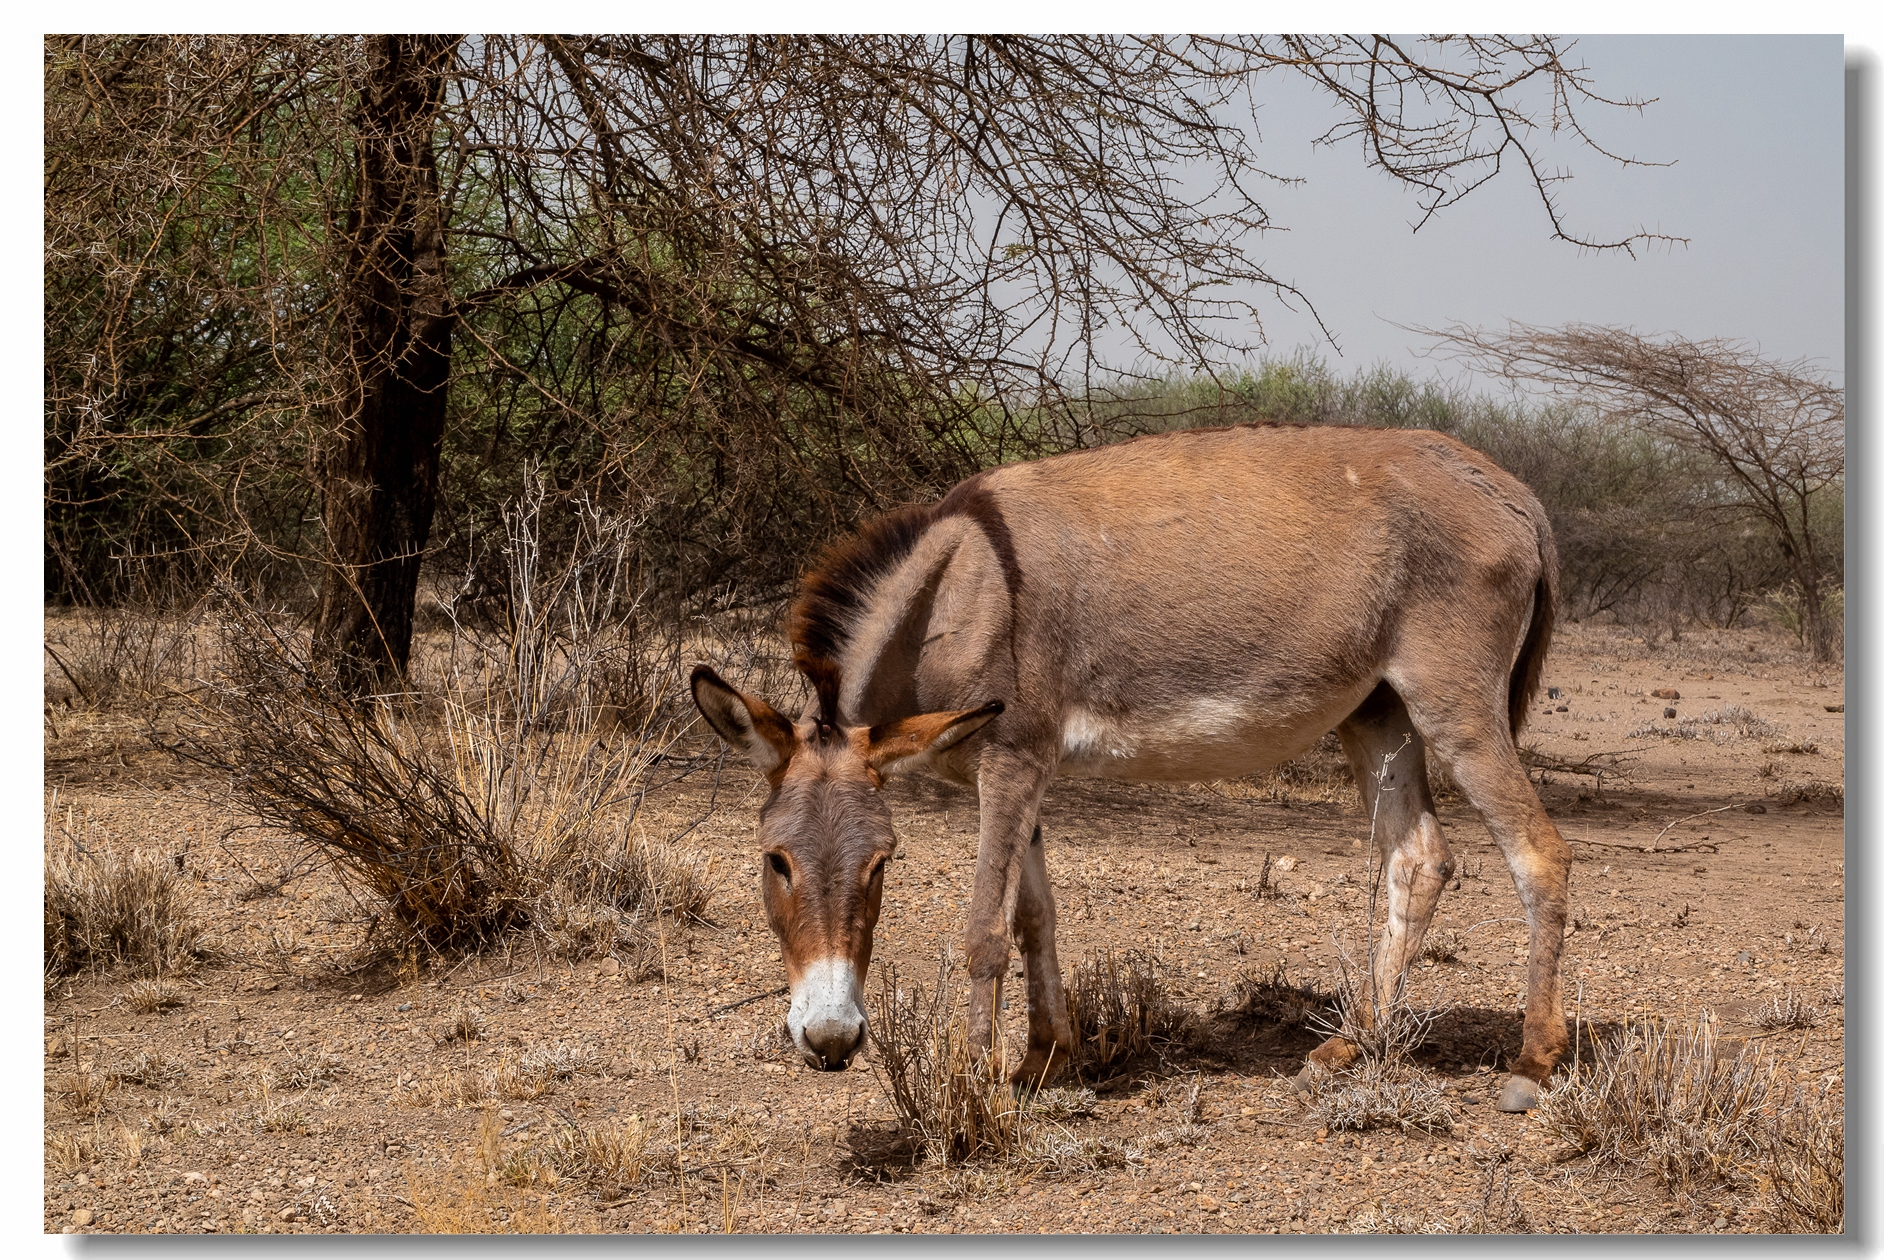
1496 1074 1541 1112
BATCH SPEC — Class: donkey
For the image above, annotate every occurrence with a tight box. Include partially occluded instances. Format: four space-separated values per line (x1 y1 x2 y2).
690 422 1571 1112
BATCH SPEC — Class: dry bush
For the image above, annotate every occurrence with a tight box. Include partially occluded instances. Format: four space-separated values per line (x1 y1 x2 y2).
124 976 188 1013
425 1053 560 1108
547 1114 658 1191
271 1052 344 1089
404 1132 577 1235
1212 959 1332 1029
1762 735 1820 755
61 1070 117 1118
49 1128 101 1170
106 1049 188 1090
1420 929 1463 964
1771 780 1843 808
439 1003 487 1045
520 1042 598 1081
45 831 203 978
1753 1077 1843 1233
868 954 1032 1164
171 490 711 955
44 600 207 711
1629 704 1781 744
1751 988 1823 1032
1538 1016 1783 1190
1066 948 1187 1072
1299 1057 1457 1135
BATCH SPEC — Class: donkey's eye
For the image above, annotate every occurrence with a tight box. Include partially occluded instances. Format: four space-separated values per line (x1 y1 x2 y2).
766 852 792 890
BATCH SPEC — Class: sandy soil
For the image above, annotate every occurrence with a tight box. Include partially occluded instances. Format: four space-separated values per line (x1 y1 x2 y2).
43 620 1844 1235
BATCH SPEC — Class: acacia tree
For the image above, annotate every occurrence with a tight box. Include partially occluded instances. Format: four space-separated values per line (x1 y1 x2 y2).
47 35 1676 688
1432 323 1844 660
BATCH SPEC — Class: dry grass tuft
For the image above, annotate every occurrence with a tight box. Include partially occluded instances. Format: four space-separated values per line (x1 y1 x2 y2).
546 1113 658 1190
1629 704 1781 744
124 976 189 1013
1065 948 1187 1072
1753 1077 1844 1233
403 1122 579 1234
272 1051 344 1089
1299 1058 1456 1135
107 1049 188 1090
1212 960 1331 1029
1538 1016 1782 1191
1752 988 1823 1031
1771 780 1843 808
45 836 203 977
868 953 1031 1164
1420 929 1463 964
61 1070 117 1117
439 1003 487 1045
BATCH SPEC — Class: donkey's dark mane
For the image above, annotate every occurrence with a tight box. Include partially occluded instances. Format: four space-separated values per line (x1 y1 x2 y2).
790 472 1022 724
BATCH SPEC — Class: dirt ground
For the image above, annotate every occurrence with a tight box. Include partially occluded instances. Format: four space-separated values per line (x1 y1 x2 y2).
43 619 1845 1235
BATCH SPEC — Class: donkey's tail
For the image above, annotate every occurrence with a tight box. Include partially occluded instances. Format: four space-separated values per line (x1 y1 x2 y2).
1508 515 1559 738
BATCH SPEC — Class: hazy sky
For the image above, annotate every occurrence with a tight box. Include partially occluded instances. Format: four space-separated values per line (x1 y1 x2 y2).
1188 35 1845 385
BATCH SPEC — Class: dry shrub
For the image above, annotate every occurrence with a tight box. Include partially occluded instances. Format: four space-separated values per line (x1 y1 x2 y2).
271 1052 344 1089
106 1049 188 1090
520 1041 598 1081
45 838 203 977
1299 1058 1456 1135
1762 735 1820 755
868 953 1031 1164
440 1003 488 1045
405 1136 578 1235
1752 988 1823 1032
1066 948 1186 1071
61 1070 117 1118
124 976 189 1013
1538 1016 1783 1191
1772 780 1843 808
1420 929 1463 964
547 1114 657 1190
49 1128 101 1170
1629 704 1781 744
1753 1077 1843 1233
44 600 206 710
425 1053 559 1107
1212 959 1331 1029
173 488 706 955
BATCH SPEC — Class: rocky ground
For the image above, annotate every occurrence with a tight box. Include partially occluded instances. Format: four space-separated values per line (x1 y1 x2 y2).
43 619 1844 1234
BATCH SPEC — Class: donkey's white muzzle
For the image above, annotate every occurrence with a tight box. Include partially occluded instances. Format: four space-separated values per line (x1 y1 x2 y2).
788 958 866 1070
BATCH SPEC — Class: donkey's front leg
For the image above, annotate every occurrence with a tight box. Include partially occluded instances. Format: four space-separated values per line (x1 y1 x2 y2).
963 750 1053 1063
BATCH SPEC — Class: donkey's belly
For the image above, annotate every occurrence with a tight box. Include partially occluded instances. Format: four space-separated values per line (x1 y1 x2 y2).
1053 690 1365 782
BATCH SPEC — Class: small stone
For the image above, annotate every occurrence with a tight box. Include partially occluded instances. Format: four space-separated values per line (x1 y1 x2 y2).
599 957 621 977
1743 802 1767 813
46 1035 68 1058
278 1206 300 1222
396 1003 412 1012
1825 704 1844 713
1652 688 1680 700
1712 1217 1729 1231
1735 950 1752 965
1664 707 1678 719
71 1209 94 1227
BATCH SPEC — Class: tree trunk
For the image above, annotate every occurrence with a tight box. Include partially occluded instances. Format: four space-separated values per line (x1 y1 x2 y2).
313 35 459 692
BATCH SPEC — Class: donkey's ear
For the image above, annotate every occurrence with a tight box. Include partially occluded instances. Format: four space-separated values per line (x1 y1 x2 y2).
691 665 797 775
862 701 1004 776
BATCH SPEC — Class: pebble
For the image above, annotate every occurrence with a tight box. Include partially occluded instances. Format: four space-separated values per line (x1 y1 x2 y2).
278 1205 300 1222
1712 1216 1729 1231
71 1209 94 1227
599 957 621 977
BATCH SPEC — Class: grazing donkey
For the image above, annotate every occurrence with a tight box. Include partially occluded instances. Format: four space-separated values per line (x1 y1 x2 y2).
691 423 1570 1112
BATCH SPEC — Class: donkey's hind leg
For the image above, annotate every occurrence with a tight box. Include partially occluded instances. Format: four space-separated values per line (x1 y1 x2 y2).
1300 684 1453 1082
1010 824 1076 1086
1395 681 1571 1112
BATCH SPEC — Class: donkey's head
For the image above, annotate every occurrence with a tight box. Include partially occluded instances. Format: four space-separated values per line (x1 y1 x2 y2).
689 665 1001 1071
